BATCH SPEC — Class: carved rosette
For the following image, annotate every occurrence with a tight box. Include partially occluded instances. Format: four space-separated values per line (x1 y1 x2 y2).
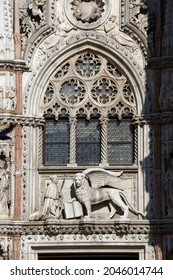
65 0 111 30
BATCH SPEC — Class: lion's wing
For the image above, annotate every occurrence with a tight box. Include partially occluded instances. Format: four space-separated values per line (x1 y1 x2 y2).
82 168 124 188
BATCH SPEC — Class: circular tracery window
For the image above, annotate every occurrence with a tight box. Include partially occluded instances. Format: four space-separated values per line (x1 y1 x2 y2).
75 52 102 78
59 78 86 105
91 77 118 105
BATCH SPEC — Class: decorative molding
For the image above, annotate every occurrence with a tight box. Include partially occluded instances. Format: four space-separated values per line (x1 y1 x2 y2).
0 220 173 236
0 60 29 71
0 115 45 127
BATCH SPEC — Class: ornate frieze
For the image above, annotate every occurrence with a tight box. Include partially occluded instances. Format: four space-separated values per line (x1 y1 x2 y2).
0 117 44 130
0 220 173 236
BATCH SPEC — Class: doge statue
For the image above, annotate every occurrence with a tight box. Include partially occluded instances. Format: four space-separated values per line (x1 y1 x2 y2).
73 168 145 219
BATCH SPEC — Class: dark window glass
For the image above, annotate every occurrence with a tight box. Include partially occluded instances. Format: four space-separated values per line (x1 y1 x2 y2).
108 120 133 165
44 118 70 165
76 119 101 165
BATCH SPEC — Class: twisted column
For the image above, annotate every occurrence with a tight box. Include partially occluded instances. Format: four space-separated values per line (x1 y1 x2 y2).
99 117 109 166
68 117 77 166
133 124 138 165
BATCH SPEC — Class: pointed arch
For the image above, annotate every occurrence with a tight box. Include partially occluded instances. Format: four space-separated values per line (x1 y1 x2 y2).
26 37 145 117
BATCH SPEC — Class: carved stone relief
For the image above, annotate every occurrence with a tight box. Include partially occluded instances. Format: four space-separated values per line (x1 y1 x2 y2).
129 0 148 36
72 0 103 23
102 16 138 53
72 168 145 219
0 157 10 219
19 0 47 52
29 175 64 220
28 169 142 221
65 0 111 30
0 72 16 112
38 0 76 53
0 237 11 260
120 0 150 59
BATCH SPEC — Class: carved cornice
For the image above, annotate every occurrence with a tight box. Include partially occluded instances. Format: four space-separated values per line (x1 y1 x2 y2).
0 220 173 236
0 115 45 127
0 60 29 72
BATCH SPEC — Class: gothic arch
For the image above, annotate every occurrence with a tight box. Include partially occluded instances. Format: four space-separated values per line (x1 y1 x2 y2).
26 38 146 117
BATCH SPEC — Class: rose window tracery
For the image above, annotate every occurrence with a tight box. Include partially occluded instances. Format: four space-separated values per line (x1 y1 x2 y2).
75 52 101 78
91 78 118 105
59 78 86 105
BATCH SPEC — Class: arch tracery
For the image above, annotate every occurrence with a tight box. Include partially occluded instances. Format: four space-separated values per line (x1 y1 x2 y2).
41 51 137 120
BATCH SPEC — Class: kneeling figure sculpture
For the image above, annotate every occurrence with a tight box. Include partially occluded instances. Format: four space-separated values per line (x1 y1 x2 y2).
73 168 145 219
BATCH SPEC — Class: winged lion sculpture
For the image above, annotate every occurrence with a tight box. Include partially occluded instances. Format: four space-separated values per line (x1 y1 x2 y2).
73 168 145 219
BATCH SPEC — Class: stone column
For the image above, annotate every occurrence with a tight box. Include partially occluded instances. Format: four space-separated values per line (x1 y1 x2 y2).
99 117 109 167
68 117 77 166
14 0 21 59
12 236 21 260
13 125 22 219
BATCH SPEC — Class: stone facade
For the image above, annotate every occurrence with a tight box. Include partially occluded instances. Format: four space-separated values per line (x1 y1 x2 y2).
0 0 173 260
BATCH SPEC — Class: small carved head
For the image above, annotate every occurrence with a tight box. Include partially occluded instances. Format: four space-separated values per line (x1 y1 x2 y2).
50 175 58 183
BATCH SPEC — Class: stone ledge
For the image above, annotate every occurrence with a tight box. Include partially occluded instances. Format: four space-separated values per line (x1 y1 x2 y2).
0 219 173 236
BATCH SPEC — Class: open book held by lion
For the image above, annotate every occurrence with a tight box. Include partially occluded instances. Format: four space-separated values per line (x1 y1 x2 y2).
73 168 145 219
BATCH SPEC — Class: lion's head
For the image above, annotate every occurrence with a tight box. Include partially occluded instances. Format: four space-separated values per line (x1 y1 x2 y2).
73 173 86 189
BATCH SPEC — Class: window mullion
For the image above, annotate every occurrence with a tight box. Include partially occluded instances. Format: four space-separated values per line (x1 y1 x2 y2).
99 117 109 166
68 117 77 166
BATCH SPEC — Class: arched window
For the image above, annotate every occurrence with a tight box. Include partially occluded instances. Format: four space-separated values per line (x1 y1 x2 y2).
42 51 137 166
